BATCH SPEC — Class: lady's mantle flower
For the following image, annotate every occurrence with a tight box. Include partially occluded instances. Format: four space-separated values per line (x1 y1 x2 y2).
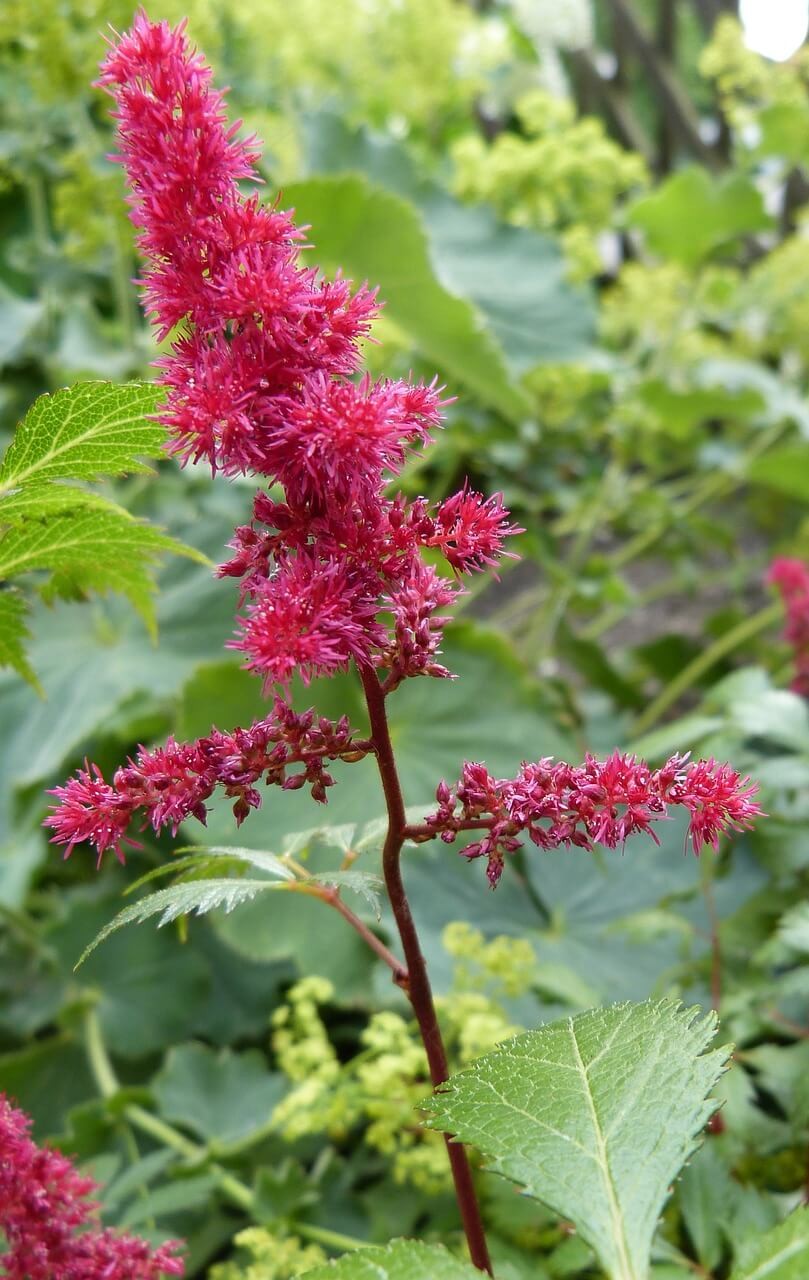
0 1093 184 1280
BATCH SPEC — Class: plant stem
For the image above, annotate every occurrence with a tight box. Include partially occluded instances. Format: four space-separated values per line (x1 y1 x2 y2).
293 881 408 985
359 667 493 1277
631 600 782 738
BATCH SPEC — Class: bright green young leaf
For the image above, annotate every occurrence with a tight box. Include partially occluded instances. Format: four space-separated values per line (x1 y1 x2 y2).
74 878 289 968
0 483 115 526
0 381 165 491
424 1001 729 1280
283 174 530 423
0 589 39 690
628 167 772 267
0 506 206 633
305 1239 485 1279
730 1208 809 1280
152 1042 286 1147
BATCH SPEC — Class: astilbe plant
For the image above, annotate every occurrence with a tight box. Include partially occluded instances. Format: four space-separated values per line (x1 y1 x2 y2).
0 1092 184 1280
45 14 763 1273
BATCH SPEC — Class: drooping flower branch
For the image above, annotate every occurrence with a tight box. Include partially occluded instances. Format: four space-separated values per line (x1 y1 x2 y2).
768 556 809 696
0 1093 184 1280
46 701 367 864
411 753 762 886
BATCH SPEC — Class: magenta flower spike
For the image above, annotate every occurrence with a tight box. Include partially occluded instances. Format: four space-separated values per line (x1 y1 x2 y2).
0 1093 184 1280
44 13 762 881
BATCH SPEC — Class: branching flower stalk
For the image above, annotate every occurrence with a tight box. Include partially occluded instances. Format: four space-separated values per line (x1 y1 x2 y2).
44 14 763 1274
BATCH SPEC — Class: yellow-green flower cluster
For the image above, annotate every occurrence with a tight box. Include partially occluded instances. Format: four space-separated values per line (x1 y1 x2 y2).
451 90 647 280
209 1227 326 1280
268 929 533 1192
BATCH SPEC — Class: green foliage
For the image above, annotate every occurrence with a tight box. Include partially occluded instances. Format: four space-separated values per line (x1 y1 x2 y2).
424 1002 728 1280
5 5 809 1279
305 1240 483 1279
0 382 204 685
730 1208 809 1280
628 167 773 268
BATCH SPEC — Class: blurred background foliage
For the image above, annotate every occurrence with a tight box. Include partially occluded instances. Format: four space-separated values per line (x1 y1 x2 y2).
4 1 809 1276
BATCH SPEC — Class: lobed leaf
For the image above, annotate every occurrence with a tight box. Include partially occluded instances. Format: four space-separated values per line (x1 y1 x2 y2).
423 1000 729 1280
304 1239 484 1279
0 483 117 527
0 381 165 491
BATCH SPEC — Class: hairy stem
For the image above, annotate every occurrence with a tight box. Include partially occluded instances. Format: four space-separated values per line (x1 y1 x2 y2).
359 667 494 1276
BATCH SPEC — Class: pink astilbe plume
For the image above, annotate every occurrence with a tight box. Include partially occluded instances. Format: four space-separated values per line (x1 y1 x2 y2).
768 557 809 695
0 1093 184 1280
46 14 760 887
422 752 762 886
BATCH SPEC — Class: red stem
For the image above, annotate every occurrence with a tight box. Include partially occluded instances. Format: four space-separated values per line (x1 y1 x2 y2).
360 666 494 1276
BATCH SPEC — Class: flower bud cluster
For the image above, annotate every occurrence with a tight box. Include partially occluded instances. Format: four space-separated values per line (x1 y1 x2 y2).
46 702 362 864
0 1093 184 1280
424 751 762 886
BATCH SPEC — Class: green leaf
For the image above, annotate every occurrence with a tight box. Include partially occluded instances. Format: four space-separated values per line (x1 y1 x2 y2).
749 446 809 504
0 507 205 634
118 1173 221 1227
74 879 288 967
0 382 165 491
424 1001 729 1280
628 167 773 267
730 1208 809 1280
308 868 384 915
300 113 596 373
304 1239 485 1279
0 483 116 526
152 1042 286 1147
0 282 43 368
283 174 531 423
0 589 39 690
778 902 809 955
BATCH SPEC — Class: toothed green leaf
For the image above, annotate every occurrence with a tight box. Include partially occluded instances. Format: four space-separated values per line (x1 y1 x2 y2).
423 1000 729 1280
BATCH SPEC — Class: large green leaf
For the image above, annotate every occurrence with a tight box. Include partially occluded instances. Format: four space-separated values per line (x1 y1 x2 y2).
300 113 595 375
284 174 530 423
0 382 164 490
152 1042 286 1147
627 168 772 267
730 1208 809 1280
45 888 212 1058
305 1240 484 1279
424 1001 729 1280
748 445 809 504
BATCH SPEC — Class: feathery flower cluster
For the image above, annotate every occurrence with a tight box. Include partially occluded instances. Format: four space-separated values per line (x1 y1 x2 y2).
768 557 809 696
45 702 363 864
96 13 517 694
45 16 760 883
422 752 762 886
0 1093 184 1280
